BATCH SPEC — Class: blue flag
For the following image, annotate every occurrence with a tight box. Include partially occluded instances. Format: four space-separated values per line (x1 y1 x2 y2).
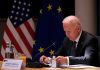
32 0 65 61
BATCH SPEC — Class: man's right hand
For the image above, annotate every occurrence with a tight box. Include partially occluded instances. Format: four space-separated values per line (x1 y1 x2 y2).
40 55 50 65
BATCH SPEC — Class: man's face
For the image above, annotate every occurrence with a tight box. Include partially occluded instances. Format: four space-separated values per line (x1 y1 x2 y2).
63 22 80 41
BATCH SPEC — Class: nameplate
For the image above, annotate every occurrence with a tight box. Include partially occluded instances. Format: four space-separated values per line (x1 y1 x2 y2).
1 59 23 70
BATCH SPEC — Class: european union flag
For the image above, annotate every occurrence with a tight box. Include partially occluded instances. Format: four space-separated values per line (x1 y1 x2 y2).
32 0 65 61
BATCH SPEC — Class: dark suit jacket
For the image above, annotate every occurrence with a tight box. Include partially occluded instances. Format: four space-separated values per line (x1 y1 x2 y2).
57 31 99 67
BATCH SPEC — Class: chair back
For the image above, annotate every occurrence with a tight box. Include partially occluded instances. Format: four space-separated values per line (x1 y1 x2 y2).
96 36 100 66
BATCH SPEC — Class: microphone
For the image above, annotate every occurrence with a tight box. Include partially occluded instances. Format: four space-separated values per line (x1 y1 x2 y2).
26 42 56 68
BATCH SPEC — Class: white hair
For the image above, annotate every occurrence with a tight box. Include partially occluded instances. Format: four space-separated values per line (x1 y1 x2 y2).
62 15 81 25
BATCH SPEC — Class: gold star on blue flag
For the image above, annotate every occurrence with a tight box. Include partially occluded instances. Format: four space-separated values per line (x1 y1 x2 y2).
57 6 62 13
47 4 52 11
38 47 44 53
49 49 55 55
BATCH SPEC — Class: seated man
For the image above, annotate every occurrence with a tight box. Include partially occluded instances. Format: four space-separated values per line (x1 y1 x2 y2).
40 15 99 67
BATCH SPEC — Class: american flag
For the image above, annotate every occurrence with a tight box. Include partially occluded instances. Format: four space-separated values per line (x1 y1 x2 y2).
1 0 35 59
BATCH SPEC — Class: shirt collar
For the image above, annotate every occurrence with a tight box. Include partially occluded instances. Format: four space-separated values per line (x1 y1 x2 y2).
75 30 82 43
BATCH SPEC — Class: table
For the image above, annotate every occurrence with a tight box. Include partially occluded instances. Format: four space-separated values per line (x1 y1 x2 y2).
0 61 99 70
25 67 99 70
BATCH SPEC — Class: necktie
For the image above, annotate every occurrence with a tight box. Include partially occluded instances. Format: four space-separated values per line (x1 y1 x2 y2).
70 41 77 56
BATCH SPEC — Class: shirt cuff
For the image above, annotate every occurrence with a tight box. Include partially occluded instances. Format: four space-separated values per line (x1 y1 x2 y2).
65 57 69 65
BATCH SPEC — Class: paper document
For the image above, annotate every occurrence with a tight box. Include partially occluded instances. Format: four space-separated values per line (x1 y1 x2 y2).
60 64 94 68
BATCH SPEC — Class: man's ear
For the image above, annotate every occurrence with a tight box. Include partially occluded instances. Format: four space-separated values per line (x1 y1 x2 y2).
77 25 81 32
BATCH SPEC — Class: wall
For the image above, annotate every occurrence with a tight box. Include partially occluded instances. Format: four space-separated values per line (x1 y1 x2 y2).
75 0 97 35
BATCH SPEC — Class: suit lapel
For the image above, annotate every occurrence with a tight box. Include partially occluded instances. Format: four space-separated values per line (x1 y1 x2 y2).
76 31 86 56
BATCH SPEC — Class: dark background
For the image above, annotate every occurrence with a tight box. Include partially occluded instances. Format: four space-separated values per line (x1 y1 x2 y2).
0 0 75 18
0 0 13 18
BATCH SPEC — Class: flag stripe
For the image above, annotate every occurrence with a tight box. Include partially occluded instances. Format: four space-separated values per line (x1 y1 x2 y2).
27 18 35 32
16 26 32 54
20 23 33 47
24 21 35 38
1 39 6 58
2 32 8 49
1 46 5 59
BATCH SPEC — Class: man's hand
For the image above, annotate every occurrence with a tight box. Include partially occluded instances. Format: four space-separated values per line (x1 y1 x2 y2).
40 55 50 64
56 56 68 65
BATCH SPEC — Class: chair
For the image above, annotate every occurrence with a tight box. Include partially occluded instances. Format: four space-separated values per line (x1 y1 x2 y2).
96 36 100 66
